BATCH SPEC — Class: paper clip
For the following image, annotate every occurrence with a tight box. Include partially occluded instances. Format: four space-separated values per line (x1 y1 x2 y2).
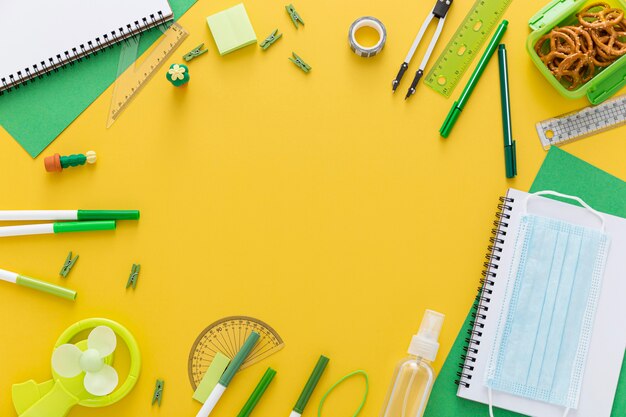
152 379 164 406
289 52 311 73
285 4 304 28
183 43 208 62
59 252 79 278
126 264 141 289
260 29 282 50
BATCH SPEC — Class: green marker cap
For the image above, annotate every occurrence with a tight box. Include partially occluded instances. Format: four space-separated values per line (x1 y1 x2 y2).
16 275 77 300
439 103 462 138
237 368 276 417
77 210 140 220
294 355 329 414
219 331 260 387
53 221 116 233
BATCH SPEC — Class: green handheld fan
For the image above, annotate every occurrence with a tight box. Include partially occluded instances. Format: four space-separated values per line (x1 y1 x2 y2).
12 318 141 417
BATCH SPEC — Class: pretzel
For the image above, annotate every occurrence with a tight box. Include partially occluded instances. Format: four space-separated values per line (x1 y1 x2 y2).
534 3 626 90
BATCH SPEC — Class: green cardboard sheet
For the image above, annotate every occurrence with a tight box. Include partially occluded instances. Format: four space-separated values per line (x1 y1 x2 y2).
0 0 198 158
423 147 626 417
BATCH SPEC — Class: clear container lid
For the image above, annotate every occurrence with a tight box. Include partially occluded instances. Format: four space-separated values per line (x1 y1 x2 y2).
408 310 445 361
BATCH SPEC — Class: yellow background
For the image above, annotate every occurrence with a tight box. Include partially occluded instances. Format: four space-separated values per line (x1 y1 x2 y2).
1 0 625 416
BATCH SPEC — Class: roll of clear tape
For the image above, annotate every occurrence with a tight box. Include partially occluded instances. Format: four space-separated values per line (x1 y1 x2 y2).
348 16 387 58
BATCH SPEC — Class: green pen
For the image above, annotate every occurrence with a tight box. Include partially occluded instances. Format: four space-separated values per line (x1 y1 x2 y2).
498 44 517 178
196 331 261 417
0 220 116 238
440 20 509 138
289 355 330 417
0 267 76 300
237 368 277 417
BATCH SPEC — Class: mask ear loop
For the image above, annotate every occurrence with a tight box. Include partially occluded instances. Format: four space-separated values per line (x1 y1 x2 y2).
318 370 369 417
524 190 606 232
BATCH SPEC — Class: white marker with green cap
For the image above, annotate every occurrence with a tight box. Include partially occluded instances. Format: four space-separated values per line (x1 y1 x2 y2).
0 210 140 221
196 331 260 417
0 220 116 237
0 268 76 300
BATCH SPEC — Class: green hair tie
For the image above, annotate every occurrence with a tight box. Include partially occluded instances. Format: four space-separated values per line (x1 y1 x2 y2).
318 370 369 417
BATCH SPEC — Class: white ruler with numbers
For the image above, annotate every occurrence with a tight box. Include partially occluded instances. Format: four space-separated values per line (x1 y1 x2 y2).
536 94 626 149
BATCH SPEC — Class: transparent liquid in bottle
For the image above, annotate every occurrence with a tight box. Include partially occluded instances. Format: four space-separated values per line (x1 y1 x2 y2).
380 355 435 417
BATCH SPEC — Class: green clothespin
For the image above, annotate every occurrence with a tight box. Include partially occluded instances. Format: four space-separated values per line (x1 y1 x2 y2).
289 52 311 73
126 264 141 289
152 379 164 406
285 4 304 28
260 29 282 50
183 43 208 62
59 252 79 278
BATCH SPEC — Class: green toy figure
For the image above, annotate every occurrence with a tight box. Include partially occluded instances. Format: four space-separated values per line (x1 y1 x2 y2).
166 63 190 87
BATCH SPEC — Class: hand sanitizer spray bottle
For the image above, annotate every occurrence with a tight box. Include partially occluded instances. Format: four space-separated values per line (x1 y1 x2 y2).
380 309 445 417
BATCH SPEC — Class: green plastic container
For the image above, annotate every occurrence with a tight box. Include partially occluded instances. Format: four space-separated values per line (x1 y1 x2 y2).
527 0 626 104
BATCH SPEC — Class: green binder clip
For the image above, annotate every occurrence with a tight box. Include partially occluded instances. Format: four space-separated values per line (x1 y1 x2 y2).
126 264 141 289
285 4 304 28
289 52 311 73
59 252 78 278
152 379 164 406
260 29 282 50
183 43 208 62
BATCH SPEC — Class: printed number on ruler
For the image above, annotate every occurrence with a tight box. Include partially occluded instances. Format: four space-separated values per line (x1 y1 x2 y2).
424 0 512 97
107 22 188 127
536 94 626 149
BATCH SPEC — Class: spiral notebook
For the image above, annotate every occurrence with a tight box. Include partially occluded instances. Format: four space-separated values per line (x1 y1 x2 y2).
0 0 174 93
455 188 626 417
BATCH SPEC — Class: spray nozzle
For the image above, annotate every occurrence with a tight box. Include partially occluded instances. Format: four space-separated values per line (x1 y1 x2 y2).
408 309 445 361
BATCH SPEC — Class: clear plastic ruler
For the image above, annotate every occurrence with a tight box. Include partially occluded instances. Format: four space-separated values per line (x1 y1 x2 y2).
107 22 188 127
536 94 626 149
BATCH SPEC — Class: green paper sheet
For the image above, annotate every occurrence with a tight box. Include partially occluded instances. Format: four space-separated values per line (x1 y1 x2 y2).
0 0 198 158
423 147 626 417
192 352 230 403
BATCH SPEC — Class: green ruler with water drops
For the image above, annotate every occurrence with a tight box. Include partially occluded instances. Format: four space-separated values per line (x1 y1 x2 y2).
424 0 513 97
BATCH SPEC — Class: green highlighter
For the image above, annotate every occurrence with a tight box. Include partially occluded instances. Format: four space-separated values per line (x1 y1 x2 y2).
0 267 76 300
237 368 276 417
440 20 509 138
196 331 260 417
289 355 330 417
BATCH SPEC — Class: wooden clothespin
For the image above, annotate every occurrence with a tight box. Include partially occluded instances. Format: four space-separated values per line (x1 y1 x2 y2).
126 264 141 289
289 52 311 73
59 252 79 278
260 29 282 50
183 43 208 62
285 4 304 28
152 379 164 406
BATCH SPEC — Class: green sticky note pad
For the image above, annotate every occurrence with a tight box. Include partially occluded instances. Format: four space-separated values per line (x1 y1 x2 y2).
192 352 230 403
207 3 257 55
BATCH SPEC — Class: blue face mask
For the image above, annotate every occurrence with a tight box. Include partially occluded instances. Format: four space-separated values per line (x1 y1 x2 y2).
486 192 610 414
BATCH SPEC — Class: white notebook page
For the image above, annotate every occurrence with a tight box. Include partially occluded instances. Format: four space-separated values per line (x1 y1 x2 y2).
0 0 173 83
457 188 626 417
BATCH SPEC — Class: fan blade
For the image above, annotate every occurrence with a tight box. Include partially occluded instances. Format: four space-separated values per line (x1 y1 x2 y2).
84 364 119 396
88 326 117 357
51 344 83 378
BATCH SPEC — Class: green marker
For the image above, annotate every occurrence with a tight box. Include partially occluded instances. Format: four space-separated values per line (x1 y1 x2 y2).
0 267 76 300
196 331 260 417
0 210 140 221
440 20 509 138
289 355 330 417
237 368 276 417
0 220 116 238
498 44 517 178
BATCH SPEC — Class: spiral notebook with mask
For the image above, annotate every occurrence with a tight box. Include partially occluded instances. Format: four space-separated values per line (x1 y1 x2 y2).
0 0 174 93
456 188 626 417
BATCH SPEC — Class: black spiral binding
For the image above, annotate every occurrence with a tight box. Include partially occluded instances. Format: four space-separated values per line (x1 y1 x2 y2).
455 194 514 388
0 11 169 95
